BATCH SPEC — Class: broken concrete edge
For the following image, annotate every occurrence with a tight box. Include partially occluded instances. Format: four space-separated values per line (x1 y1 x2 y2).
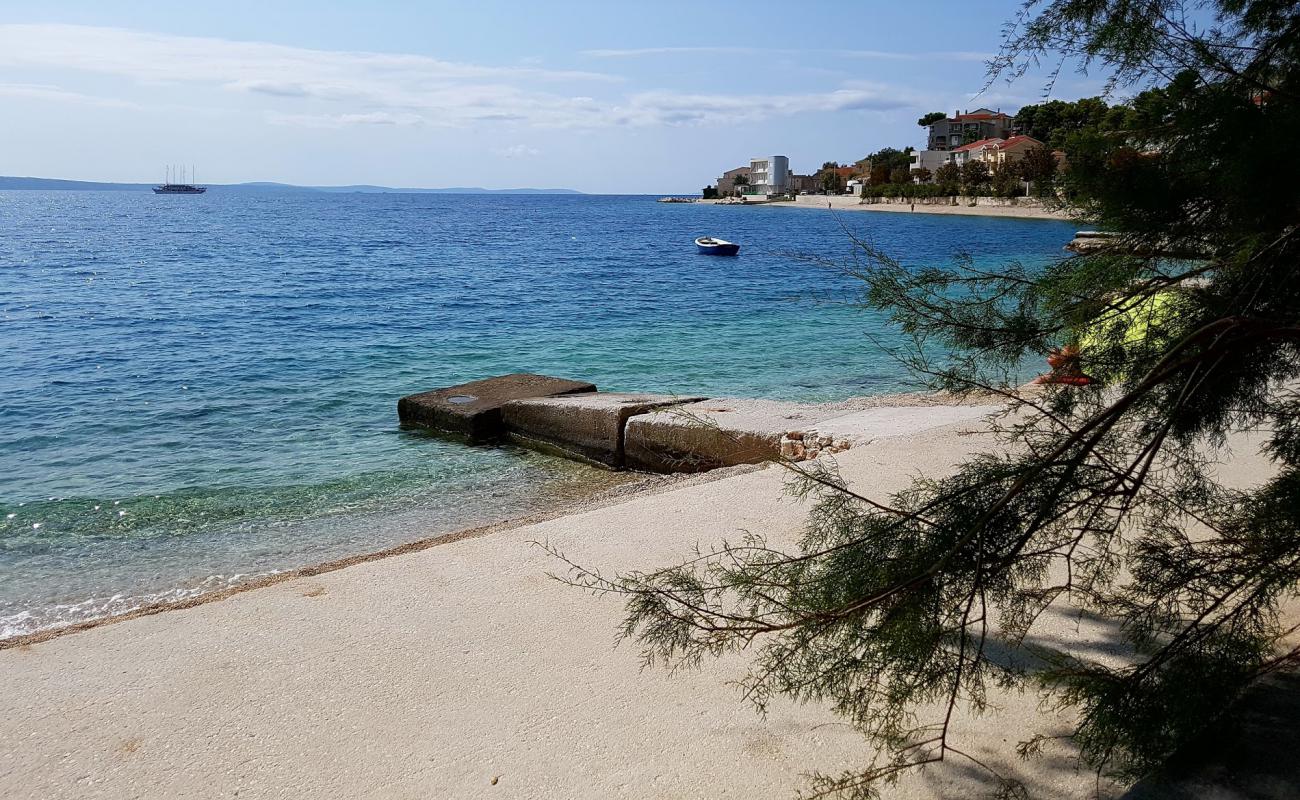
501 393 709 469
624 401 858 472
398 375 874 474
397 373 597 442
625 411 780 473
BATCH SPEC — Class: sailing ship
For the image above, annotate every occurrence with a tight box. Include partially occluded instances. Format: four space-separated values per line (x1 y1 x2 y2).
153 165 206 194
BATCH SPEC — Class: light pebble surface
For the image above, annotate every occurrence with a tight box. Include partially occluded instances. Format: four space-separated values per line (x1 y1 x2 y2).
2 403 1273 799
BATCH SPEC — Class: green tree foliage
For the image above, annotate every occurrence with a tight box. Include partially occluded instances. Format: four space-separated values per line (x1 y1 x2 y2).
933 162 961 194
864 147 914 173
990 162 1022 197
958 159 990 195
868 164 890 186
819 168 844 194
1012 97 1112 148
561 4 1300 797
890 165 912 185
1014 145 1059 196
913 166 933 184
918 111 948 127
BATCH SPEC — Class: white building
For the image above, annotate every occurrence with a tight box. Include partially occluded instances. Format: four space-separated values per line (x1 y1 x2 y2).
747 155 790 195
910 150 949 177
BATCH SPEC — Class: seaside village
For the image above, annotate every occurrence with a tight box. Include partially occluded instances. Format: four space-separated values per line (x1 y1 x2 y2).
701 107 1059 202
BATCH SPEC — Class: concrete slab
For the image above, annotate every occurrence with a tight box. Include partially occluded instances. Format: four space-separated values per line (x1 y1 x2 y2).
625 400 794 473
625 399 999 473
502 392 705 469
398 373 596 441
811 404 996 441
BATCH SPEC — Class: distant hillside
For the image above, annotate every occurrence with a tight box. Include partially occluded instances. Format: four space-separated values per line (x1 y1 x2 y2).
0 176 582 194
0 176 151 191
310 185 582 194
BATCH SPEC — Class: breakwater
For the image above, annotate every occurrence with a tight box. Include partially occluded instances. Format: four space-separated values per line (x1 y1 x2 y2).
397 374 1004 474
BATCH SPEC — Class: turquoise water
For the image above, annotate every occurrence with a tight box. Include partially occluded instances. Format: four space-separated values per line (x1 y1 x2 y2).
0 191 1076 636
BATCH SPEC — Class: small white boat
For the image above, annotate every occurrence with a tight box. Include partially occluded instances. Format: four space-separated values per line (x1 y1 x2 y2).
695 237 740 256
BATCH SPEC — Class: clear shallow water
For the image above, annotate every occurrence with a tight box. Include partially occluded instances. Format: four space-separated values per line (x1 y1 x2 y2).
0 191 1076 637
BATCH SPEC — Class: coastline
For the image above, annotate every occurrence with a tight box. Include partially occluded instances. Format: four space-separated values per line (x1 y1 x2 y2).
704 193 1078 221
4 397 1085 800
0 394 1276 798
2 406 1048 800
0 390 989 649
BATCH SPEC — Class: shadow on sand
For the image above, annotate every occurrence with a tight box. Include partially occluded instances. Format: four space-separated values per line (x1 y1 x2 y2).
1122 670 1300 800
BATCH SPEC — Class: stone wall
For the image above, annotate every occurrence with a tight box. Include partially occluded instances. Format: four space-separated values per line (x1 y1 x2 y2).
860 196 1051 209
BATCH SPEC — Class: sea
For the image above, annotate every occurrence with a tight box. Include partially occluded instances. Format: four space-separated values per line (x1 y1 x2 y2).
0 191 1077 638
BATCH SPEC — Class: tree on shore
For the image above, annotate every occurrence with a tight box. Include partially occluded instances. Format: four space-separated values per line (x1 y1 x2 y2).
820 169 844 194
889 165 912 185
1012 97 1112 148
958 159 989 195
559 1 1300 797
990 161 1021 197
933 162 960 194
912 166 933 184
918 111 947 127
1015 145 1058 196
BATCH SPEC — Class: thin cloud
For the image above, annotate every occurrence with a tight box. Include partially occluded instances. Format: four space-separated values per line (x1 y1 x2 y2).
0 24 923 130
0 82 139 109
583 46 762 58
267 111 427 128
0 24 619 86
498 144 541 158
609 85 913 126
583 46 991 62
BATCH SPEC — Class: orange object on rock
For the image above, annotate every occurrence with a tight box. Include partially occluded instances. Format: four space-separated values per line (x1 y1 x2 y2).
1033 346 1096 386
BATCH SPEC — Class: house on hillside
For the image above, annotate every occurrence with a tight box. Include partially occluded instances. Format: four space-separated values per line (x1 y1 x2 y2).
926 108 1016 151
910 149 948 176
789 173 819 194
947 137 1006 166
946 135 1046 167
716 166 751 196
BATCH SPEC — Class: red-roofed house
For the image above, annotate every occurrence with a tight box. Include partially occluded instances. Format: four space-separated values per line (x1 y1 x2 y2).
946 135 1046 167
926 108 1016 151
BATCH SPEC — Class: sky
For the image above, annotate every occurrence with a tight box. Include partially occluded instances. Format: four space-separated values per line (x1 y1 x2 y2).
0 1 1108 193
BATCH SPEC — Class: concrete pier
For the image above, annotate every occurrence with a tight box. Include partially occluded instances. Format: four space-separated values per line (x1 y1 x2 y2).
625 401 785 472
399 375 999 474
397 373 596 441
502 393 706 469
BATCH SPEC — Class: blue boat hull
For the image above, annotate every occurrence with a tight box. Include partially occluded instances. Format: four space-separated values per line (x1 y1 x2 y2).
697 242 740 256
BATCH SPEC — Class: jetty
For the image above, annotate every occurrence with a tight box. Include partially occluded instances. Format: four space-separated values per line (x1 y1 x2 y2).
399 373 990 472
1066 230 1210 258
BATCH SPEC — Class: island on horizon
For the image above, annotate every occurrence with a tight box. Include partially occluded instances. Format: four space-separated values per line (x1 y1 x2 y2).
0 175 584 194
